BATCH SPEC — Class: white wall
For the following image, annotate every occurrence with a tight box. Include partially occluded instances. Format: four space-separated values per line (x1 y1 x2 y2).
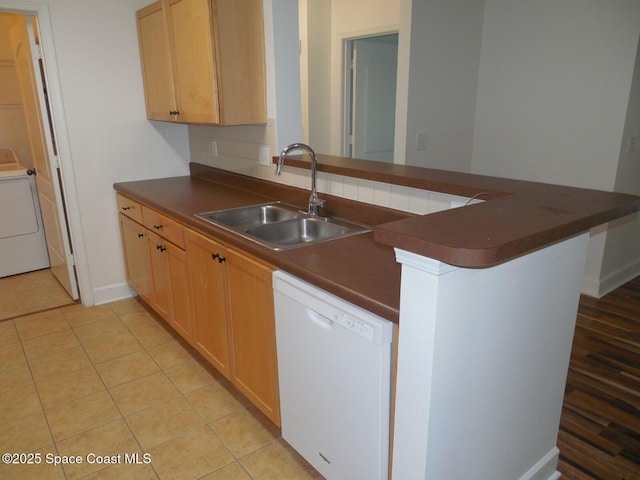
404 0 484 172
471 0 640 190
0 0 191 305
599 34 640 296
299 0 331 152
271 0 302 151
615 37 640 197
47 0 191 304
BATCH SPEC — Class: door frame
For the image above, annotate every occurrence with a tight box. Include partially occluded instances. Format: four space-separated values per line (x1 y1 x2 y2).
342 32 399 161
330 25 398 158
1 0 89 304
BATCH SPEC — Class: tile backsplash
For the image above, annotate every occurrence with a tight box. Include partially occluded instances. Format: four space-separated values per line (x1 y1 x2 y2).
188 121 475 215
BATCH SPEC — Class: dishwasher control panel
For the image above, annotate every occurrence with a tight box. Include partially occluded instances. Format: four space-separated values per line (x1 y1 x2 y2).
334 310 376 342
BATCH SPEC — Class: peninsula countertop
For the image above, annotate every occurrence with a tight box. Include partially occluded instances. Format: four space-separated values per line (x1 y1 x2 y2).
279 154 640 267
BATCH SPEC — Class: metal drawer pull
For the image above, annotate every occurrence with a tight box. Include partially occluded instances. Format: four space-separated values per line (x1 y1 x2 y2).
212 253 226 263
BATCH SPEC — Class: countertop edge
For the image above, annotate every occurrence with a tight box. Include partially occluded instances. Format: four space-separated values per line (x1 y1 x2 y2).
373 198 640 267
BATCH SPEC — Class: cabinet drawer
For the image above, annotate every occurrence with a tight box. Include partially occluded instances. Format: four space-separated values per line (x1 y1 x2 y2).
116 193 143 223
142 206 185 248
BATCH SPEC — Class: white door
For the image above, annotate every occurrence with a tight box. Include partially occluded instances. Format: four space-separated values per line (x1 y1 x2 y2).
347 34 398 163
10 15 79 299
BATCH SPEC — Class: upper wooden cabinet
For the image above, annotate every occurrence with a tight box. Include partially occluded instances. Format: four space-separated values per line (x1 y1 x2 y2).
136 0 267 125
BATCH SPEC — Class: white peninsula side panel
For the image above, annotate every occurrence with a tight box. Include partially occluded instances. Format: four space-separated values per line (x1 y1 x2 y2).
391 233 589 480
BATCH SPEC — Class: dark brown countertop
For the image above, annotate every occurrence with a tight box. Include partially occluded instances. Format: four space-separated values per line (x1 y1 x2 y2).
114 164 410 323
278 154 640 267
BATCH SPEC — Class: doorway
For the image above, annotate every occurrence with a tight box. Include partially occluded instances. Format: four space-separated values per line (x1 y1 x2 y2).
343 33 398 163
0 8 80 302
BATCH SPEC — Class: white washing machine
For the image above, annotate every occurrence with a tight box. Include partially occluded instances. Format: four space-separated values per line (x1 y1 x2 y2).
0 148 50 277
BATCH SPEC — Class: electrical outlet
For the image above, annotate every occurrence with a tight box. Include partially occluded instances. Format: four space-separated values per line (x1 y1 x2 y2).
416 133 427 151
211 141 218 157
259 146 271 166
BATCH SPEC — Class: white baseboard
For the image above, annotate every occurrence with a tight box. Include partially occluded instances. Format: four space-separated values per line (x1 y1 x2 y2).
597 259 640 298
519 447 560 480
582 259 640 299
91 282 136 306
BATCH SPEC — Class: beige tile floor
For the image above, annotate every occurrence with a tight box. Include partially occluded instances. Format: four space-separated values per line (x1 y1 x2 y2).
0 270 76 322
0 292 322 480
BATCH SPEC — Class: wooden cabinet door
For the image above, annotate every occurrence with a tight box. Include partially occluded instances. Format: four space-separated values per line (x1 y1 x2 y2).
214 0 267 125
185 229 231 379
146 230 172 321
227 248 280 426
166 0 219 124
119 214 153 303
137 1 176 121
167 242 193 342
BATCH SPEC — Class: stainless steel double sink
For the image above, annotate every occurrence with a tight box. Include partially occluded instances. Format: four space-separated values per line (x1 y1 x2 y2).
196 202 371 250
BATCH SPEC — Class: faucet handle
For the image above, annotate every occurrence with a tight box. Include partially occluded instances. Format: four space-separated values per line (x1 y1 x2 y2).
308 195 326 216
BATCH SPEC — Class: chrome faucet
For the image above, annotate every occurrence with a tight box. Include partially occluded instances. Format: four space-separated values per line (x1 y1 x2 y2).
276 143 326 216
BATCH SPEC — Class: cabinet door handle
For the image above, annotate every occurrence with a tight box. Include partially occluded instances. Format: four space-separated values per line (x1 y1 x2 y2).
156 245 166 252
212 253 226 263
138 233 144 238
169 110 180 116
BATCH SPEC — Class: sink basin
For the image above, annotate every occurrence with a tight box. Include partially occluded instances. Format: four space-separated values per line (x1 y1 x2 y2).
197 202 300 227
196 201 370 250
246 217 364 248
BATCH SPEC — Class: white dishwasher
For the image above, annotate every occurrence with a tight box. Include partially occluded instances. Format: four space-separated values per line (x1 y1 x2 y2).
273 270 394 480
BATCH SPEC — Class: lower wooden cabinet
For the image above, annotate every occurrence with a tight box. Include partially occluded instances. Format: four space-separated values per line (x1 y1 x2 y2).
119 214 153 304
118 196 280 426
147 229 193 342
118 194 192 343
165 244 192 342
146 229 172 320
184 229 232 378
226 248 280 426
184 228 280 426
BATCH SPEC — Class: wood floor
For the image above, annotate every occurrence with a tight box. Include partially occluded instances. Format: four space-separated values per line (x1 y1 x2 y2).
558 275 640 480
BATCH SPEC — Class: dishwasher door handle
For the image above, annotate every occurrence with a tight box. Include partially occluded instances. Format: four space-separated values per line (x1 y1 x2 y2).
306 309 334 329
